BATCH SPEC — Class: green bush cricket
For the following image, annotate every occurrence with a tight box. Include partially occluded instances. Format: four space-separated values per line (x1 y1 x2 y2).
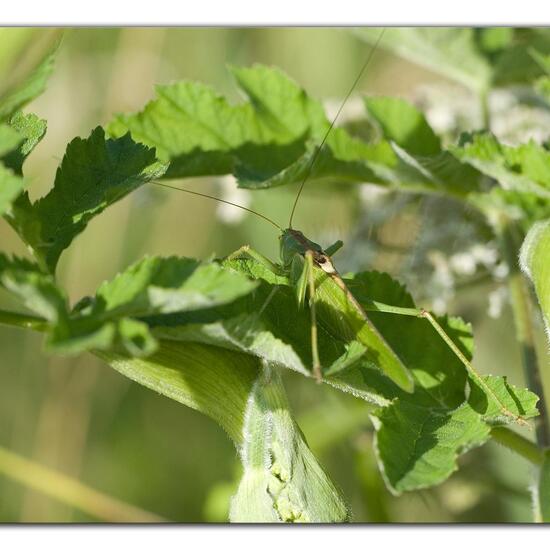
151 30 529 421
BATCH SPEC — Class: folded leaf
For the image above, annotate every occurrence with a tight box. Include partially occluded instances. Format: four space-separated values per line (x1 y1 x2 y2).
520 219 550 343
230 366 349 522
95 342 347 522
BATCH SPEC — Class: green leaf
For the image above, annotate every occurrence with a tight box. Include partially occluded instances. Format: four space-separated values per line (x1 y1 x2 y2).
354 28 492 92
94 255 258 316
468 374 540 422
491 30 550 86
1 112 47 174
520 219 550 343
0 39 59 121
0 164 26 216
108 64 323 182
477 28 514 54
365 96 441 156
0 253 67 323
157 257 538 493
372 401 490 494
48 256 257 357
355 28 550 90
451 133 550 201
0 123 23 157
6 127 166 273
95 340 260 443
95 343 346 522
108 64 486 200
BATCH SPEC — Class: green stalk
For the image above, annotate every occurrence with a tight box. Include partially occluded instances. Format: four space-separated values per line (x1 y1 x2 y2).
0 445 165 522
491 427 543 466
499 221 550 448
0 309 47 331
480 87 491 131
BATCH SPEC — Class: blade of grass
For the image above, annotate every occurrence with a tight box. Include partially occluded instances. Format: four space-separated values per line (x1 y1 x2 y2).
0 445 166 522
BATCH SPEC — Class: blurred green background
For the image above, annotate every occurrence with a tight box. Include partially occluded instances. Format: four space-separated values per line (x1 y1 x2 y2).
0 27 548 523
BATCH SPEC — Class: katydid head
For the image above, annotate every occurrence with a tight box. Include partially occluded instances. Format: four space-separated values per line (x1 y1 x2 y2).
278 228 343 274
279 228 323 266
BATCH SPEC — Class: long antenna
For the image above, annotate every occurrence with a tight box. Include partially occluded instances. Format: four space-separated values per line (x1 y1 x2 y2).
288 28 386 228
151 181 283 231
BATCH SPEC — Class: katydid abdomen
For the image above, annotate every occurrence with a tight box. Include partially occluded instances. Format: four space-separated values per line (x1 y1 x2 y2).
309 257 414 392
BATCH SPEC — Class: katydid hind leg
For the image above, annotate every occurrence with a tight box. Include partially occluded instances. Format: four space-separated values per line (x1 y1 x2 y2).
305 251 322 382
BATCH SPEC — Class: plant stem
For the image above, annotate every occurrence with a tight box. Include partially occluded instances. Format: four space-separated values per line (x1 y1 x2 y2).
0 309 47 331
480 88 491 131
491 427 543 466
499 221 550 447
0 445 165 522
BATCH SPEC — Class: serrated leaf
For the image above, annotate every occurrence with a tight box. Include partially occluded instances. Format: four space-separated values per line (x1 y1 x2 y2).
6 127 165 273
0 39 59 121
1 112 47 174
95 256 258 316
373 401 490 494
108 64 487 199
108 64 322 183
48 256 257 357
468 374 540 422
451 133 550 200
520 219 550 343
154 256 538 493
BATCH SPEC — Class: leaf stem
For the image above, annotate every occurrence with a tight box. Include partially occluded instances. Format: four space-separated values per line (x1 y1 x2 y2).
491 427 543 466
0 445 165 522
480 88 491 131
0 309 47 331
498 221 550 447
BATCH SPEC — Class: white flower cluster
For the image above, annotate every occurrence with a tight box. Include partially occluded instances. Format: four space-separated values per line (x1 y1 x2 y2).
215 175 252 224
416 84 550 146
426 242 509 317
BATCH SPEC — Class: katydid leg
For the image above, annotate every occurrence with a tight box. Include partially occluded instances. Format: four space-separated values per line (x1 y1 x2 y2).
305 251 322 382
360 299 527 424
